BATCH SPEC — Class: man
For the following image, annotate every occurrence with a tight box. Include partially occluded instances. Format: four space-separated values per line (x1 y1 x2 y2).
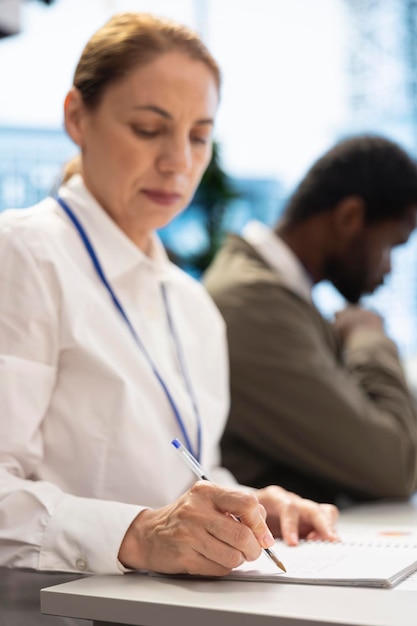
204 135 417 506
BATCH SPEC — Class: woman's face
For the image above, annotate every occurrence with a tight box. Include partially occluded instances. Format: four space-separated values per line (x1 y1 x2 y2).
65 51 219 250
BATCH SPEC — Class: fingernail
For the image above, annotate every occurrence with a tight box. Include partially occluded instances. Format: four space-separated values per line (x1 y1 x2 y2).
262 530 275 548
289 532 298 545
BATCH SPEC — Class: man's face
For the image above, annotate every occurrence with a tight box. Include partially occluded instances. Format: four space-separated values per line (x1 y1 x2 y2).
325 206 417 303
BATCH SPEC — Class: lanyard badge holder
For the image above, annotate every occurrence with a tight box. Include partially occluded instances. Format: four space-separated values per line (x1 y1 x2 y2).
56 196 202 461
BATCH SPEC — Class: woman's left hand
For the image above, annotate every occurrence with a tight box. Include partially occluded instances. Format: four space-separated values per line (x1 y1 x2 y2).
256 485 339 545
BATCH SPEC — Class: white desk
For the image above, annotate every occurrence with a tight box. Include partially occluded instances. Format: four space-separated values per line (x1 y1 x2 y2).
41 498 417 626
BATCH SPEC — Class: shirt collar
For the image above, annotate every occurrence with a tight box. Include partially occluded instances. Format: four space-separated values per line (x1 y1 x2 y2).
242 220 313 301
57 174 171 281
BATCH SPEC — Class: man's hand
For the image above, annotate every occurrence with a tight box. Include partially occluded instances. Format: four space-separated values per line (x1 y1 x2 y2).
334 305 384 344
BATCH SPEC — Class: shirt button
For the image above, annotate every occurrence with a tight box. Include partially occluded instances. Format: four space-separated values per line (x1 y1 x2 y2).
76 557 88 571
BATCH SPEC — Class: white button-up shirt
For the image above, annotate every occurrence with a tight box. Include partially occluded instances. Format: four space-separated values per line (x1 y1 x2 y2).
0 175 234 574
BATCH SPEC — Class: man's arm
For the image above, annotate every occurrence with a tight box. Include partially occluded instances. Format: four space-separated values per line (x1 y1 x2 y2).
218 280 417 500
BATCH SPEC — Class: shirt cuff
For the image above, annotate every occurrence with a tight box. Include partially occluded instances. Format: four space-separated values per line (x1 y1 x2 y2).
344 329 397 355
39 493 143 574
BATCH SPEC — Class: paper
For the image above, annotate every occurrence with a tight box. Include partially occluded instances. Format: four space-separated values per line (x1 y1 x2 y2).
396 570 417 591
225 526 417 589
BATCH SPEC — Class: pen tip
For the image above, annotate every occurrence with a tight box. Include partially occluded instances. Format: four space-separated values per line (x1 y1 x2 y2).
269 552 287 573
171 439 181 449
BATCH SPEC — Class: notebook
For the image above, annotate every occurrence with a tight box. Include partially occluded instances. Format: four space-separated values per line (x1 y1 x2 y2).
224 525 417 588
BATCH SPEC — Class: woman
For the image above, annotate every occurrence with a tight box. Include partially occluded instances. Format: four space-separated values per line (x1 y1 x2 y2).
0 12 338 577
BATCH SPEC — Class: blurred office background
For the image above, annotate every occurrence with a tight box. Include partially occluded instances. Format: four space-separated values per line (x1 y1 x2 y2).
2 0 417 367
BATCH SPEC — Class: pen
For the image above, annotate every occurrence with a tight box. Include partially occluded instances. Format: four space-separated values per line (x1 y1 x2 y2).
171 438 287 573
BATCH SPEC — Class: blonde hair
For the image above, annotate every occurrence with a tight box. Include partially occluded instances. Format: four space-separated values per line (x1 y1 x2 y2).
61 155 82 184
61 13 220 184
73 12 221 109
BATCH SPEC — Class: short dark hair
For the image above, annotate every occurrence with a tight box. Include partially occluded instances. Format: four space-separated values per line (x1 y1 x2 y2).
283 135 417 223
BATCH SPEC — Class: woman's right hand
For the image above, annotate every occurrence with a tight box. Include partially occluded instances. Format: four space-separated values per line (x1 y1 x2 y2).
118 481 275 576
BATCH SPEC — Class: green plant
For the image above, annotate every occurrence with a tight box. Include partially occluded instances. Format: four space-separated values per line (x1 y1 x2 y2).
185 141 240 274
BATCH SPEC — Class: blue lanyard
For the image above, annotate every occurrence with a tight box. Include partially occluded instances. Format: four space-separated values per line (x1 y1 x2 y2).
56 196 202 461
